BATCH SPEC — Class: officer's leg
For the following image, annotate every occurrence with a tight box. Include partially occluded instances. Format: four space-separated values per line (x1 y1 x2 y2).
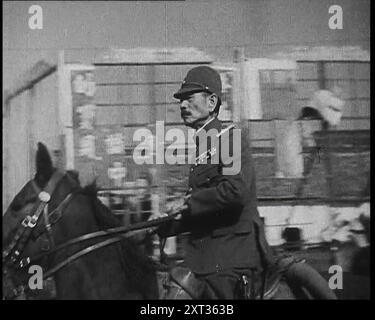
198 268 262 299
197 270 244 299
166 265 205 299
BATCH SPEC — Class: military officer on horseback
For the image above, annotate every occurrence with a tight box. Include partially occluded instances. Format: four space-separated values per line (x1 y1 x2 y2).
151 66 275 299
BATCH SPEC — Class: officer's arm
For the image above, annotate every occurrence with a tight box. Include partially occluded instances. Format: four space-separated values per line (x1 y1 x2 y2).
157 169 249 234
188 168 247 218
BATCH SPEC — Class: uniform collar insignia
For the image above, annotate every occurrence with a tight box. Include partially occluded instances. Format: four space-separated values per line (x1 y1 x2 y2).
195 147 217 164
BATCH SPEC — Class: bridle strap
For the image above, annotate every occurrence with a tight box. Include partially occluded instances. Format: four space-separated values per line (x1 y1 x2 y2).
43 230 146 280
3 201 48 264
32 169 66 196
3 170 66 266
42 203 55 249
4 176 182 299
24 211 180 267
31 191 77 242
7 230 146 300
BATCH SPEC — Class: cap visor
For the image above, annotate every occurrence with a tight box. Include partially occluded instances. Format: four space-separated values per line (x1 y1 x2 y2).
173 86 206 99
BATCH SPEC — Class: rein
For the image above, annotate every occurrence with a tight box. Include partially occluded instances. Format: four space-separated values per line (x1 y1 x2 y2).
6 215 178 300
3 168 180 299
23 211 180 268
5 229 149 300
3 170 66 267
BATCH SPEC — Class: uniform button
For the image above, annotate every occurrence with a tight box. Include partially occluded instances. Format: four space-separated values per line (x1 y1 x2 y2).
188 188 192 192
206 177 210 183
215 264 221 272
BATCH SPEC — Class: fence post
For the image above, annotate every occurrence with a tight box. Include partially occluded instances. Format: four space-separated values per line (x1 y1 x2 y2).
3 95 11 213
233 47 245 123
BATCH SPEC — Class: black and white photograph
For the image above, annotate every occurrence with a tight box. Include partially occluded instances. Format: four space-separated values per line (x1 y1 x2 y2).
3 0 370 302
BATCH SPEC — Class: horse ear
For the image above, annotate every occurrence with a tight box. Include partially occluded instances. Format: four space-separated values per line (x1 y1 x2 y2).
35 142 54 186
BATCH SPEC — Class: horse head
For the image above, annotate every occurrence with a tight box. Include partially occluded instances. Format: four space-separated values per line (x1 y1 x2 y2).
3 143 80 242
3 142 159 300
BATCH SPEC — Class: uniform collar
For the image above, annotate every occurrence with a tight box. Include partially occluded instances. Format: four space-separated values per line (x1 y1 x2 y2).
194 117 222 146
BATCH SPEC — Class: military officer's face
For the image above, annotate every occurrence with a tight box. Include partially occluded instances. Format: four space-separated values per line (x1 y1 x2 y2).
179 92 216 128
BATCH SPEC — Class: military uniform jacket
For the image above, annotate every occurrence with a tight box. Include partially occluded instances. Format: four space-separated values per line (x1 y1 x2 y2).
159 118 274 275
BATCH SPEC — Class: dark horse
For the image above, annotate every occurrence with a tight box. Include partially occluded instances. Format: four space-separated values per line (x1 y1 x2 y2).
3 143 337 300
3 143 159 299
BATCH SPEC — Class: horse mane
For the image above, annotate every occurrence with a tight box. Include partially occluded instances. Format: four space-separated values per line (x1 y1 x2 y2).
81 181 121 228
81 181 159 298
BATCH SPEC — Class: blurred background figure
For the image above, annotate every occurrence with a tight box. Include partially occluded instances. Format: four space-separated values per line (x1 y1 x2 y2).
299 86 345 127
133 173 154 256
134 174 152 223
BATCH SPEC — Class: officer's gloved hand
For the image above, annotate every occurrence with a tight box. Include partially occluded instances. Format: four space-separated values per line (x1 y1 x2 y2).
174 193 191 220
174 203 190 220
148 212 168 221
163 194 191 220
147 212 169 234
147 201 190 233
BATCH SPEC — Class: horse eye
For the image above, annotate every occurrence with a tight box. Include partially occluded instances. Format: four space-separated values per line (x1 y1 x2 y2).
10 196 37 212
25 196 38 205
11 202 22 211
22 205 33 215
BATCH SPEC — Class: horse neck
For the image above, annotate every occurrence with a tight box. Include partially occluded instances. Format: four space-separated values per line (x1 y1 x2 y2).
51 190 154 299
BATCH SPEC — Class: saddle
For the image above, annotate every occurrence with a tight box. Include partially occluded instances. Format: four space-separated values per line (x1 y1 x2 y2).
165 265 282 300
167 266 205 299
